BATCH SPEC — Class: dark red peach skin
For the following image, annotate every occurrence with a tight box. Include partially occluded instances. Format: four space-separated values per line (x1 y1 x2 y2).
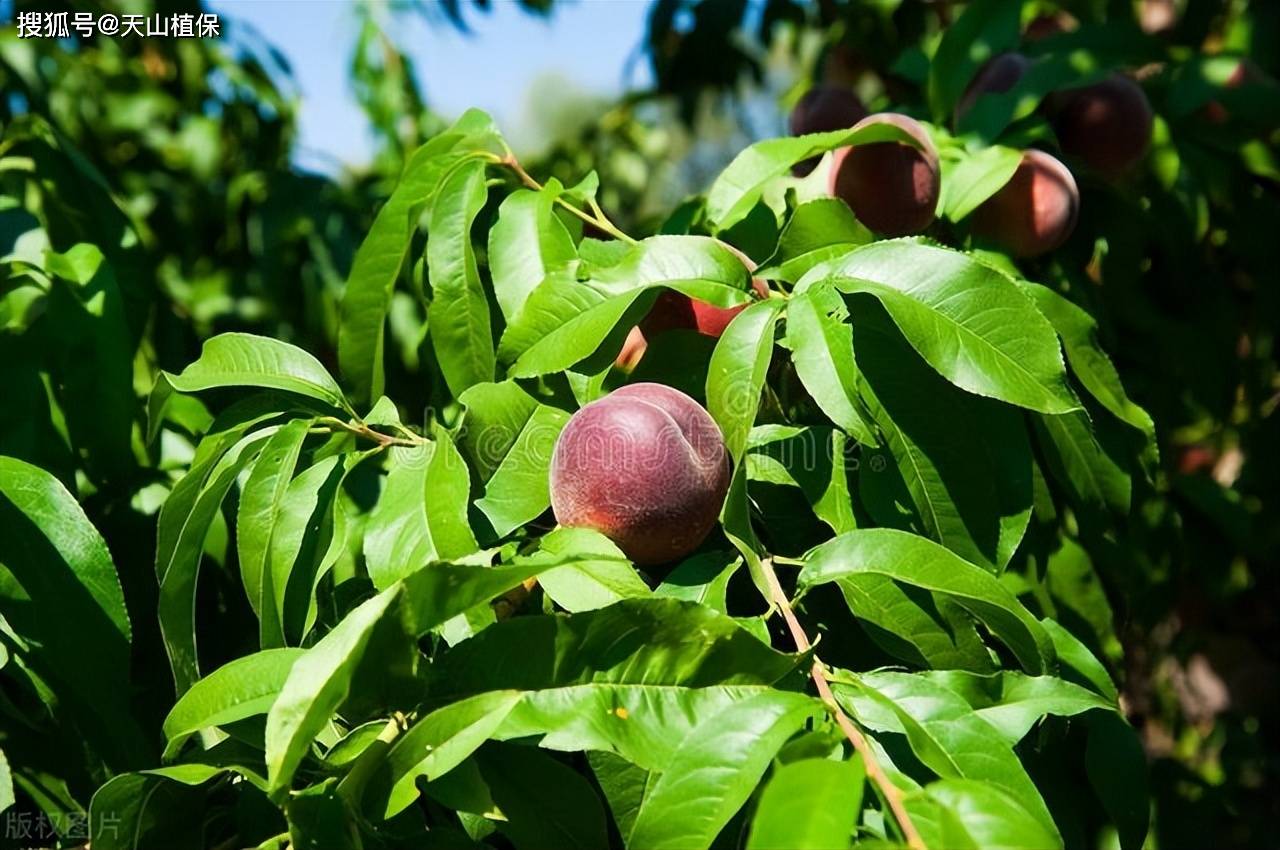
829 112 940 237
549 383 731 565
1047 74 1153 178
970 149 1079 258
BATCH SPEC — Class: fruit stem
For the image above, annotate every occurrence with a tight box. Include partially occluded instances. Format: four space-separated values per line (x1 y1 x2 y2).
497 147 637 245
760 557 928 850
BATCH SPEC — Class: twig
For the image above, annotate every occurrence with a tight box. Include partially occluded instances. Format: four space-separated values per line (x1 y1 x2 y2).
316 416 426 448
497 149 637 245
760 558 927 850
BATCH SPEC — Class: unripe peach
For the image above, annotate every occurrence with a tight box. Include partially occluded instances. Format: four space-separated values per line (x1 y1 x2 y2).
955 53 1032 126
829 113 940 236
789 85 869 175
549 383 730 564
970 150 1079 258
1048 74 1153 178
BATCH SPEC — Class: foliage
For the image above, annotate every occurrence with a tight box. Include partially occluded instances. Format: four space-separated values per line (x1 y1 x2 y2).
0 1 1277 849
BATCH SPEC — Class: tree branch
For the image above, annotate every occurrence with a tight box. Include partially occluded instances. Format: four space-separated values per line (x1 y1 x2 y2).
760 558 927 850
497 150 637 245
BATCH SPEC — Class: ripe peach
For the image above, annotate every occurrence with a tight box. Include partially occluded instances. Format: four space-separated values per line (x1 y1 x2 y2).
829 112 940 236
1048 74 1153 178
549 383 730 564
955 53 1032 126
789 85 869 175
970 150 1079 258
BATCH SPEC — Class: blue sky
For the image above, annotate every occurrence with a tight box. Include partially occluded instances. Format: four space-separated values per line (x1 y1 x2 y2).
209 0 655 171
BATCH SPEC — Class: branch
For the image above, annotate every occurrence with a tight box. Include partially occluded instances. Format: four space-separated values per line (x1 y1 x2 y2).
760 558 927 850
497 150 637 245
316 416 426 449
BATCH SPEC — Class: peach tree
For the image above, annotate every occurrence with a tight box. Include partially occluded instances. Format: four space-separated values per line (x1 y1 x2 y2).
6 79 1146 846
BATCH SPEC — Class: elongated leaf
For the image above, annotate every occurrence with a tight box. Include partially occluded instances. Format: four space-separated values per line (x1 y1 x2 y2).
1021 282 1157 457
0 456 146 767
758 198 871 283
503 236 751 376
168 333 350 413
536 527 650 612
266 560 559 794
158 429 273 694
478 743 610 850
706 123 926 230
1035 410 1131 514
786 283 876 445
628 691 820 849
428 157 495 397
364 435 478 590
799 529 1053 673
850 299 1031 569
163 648 305 758
90 765 233 850
940 144 1022 221
1043 618 1118 702
381 691 522 816
920 670 1116 744
746 757 864 850
489 183 577 323
838 671 1058 840
1085 711 1150 850
927 0 1021 120
799 242 1078 414
707 299 783 460
237 419 312 642
907 779 1063 850
747 425 858 534
339 109 499 403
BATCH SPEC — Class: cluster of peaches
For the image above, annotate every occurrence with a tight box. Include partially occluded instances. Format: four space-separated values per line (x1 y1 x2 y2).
792 53 1153 258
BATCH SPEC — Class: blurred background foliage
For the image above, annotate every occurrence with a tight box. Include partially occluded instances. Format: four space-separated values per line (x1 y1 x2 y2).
0 0 1276 847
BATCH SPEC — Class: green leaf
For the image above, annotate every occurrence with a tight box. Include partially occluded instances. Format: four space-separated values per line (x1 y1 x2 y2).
747 426 859 534
460 382 570 538
478 743 610 850
506 236 751 378
380 691 523 817
168 333 350 414
427 157 495 397
799 242 1078 414
1085 711 1150 850
1021 282 1157 460
89 766 231 850
0 456 146 767
849 298 1032 569
338 109 500 404
707 299 783 460
799 529 1054 673
536 527 651 612
1034 410 1131 514
1043 618 1119 702
158 429 274 693
786 284 876 445
907 779 1063 850
266 560 556 794
653 552 740 612
927 0 1022 120
919 670 1116 744
758 198 871 283
0 749 12 814
837 671 1058 841
706 123 928 230
489 184 578 324
939 144 1022 222
627 691 820 850
364 434 478 591
162 648 305 758
590 752 649 839
746 757 864 850
237 419 312 644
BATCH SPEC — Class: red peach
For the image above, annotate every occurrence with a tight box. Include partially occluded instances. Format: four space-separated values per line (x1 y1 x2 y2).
549 383 731 564
789 85 869 176
1048 74 1153 178
829 112 940 236
970 150 1079 258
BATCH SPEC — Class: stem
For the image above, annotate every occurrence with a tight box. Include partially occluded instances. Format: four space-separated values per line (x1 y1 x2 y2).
317 416 425 448
760 558 927 850
498 149 637 245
